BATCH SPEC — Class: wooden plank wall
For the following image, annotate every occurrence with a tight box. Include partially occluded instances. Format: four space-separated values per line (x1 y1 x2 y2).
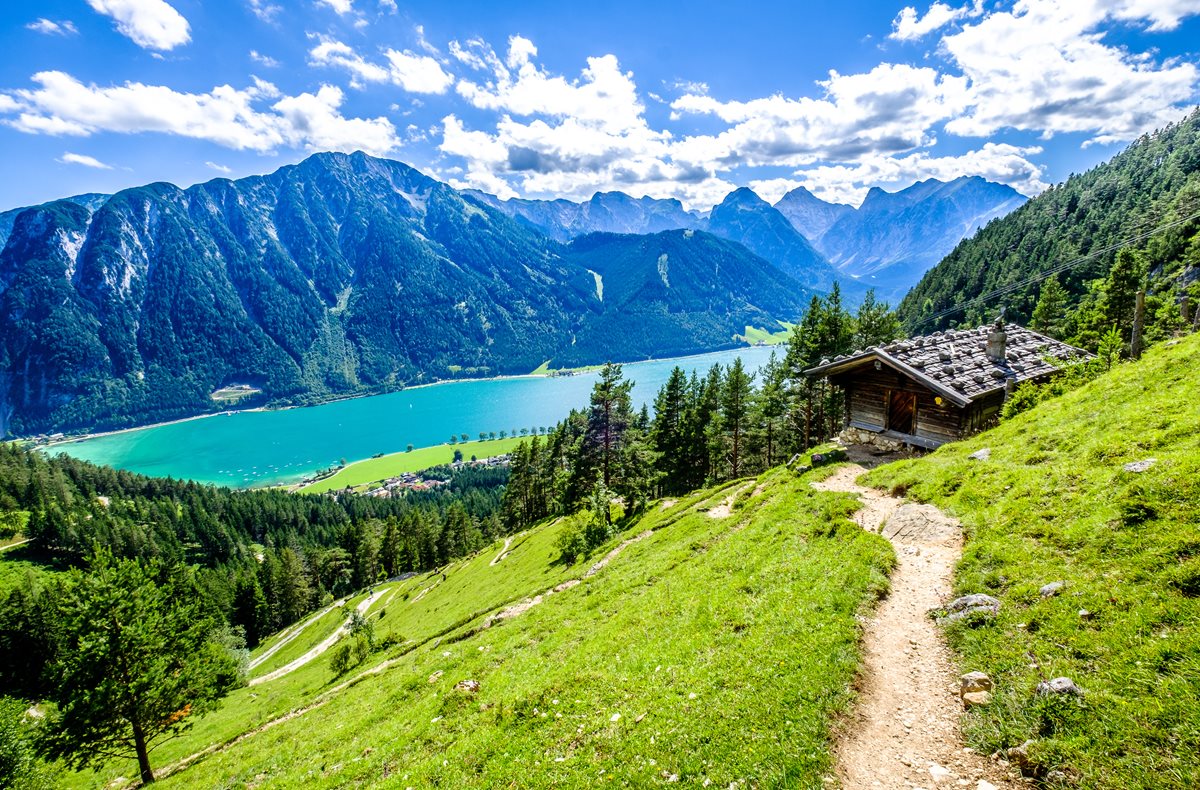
833 368 965 443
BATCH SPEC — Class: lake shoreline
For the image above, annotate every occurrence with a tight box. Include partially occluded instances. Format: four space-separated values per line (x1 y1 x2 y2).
41 343 785 449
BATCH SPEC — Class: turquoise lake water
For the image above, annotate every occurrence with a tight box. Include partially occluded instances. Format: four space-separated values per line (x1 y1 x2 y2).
49 347 780 488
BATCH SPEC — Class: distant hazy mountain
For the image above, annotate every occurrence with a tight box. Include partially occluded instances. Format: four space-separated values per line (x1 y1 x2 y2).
703 187 855 296
0 154 812 437
773 186 853 241
466 190 700 242
776 177 1026 301
472 186 859 300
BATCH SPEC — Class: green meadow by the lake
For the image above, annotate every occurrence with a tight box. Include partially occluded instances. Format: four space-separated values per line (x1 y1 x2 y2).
303 437 524 493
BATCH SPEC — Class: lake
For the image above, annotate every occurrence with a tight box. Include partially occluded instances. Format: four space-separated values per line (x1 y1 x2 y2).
48 347 781 488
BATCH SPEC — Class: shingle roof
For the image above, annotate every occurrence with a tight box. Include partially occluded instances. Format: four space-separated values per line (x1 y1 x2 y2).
804 323 1090 407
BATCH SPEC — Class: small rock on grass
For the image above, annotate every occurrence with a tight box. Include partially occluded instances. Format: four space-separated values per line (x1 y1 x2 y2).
962 691 993 708
940 594 1001 623
1039 581 1065 598
1123 458 1156 473
968 448 992 461
960 671 994 696
454 679 480 693
1037 677 1083 697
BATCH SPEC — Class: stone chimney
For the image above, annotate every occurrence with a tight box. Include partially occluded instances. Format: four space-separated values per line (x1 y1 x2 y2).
986 314 1007 363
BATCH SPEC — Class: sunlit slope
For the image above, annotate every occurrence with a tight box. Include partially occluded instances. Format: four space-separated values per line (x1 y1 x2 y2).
866 332 1200 789
77 467 893 788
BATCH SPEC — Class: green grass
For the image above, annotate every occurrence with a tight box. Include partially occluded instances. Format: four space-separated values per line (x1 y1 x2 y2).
738 321 793 345
69 467 893 788
301 438 524 493
864 332 1200 789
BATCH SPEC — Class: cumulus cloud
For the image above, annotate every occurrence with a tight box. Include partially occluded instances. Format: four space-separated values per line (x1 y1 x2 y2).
308 38 454 93
0 71 400 155
671 64 969 169
890 2 972 41
27 19 79 36
941 0 1200 144
86 0 190 51
58 152 113 169
316 0 355 14
250 50 280 68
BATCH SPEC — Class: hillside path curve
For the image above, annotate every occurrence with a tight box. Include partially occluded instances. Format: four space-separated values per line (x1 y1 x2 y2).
811 464 1022 790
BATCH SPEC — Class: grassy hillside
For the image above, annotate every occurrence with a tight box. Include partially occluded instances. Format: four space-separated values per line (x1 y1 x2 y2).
865 332 1200 789
301 437 523 493
66 466 893 788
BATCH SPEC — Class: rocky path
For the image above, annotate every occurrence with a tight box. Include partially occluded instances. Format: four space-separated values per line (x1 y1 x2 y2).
250 586 390 686
489 536 514 566
811 465 1019 790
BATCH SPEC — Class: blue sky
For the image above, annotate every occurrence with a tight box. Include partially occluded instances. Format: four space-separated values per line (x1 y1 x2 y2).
0 0 1198 211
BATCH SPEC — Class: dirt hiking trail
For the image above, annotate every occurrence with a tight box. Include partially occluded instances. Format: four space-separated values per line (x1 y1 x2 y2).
812 464 1021 790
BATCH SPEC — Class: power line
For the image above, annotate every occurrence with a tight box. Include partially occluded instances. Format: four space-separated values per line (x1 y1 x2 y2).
911 208 1200 330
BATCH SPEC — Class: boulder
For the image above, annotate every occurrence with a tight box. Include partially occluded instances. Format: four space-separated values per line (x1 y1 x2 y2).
1039 581 1065 598
1007 740 1038 774
940 593 1001 622
1036 677 1083 697
960 671 994 697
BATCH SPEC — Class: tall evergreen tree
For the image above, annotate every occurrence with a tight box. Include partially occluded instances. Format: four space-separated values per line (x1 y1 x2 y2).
1030 275 1069 338
720 359 755 478
43 550 240 784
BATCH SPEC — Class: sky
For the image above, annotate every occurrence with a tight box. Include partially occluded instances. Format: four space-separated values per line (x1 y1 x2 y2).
0 0 1198 213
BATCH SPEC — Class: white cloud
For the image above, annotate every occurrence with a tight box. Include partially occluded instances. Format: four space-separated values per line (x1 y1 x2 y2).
0 71 400 156
86 0 190 51
27 18 79 36
671 64 969 169
308 38 454 93
205 161 233 174
763 142 1048 206
58 152 113 169
316 0 354 15
247 0 282 23
308 38 389 86
385 50 454 94
250 50 280 68
941 0 1200 144
890 2 971 41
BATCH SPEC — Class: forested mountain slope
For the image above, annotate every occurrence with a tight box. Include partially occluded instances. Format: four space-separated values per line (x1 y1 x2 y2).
898 109 1200 338
0 152 602 437
555 229 813 365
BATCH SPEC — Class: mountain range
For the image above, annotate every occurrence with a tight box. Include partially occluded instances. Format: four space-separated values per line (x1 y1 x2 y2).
475 176 1025 302
0 153 813 437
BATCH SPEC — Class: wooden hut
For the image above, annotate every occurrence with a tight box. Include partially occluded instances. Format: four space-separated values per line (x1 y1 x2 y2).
803 319 1088 449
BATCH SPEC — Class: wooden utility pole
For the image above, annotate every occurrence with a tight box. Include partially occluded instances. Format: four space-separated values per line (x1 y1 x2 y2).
1131 289 1146 359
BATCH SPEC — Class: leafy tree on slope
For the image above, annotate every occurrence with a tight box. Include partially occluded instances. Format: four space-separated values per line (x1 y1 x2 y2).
41 549 241 784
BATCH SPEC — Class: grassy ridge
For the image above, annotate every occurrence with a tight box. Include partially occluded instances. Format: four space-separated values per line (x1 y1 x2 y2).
71 467 893 788
301 437 524 493
865 333 1200 789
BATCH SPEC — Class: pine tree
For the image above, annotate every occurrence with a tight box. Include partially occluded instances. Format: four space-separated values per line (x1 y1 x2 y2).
1030 275 1069 338
651 367 691 495
720 358 755 478
43 550 240 784
853 289 901 349
582 363 635 493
